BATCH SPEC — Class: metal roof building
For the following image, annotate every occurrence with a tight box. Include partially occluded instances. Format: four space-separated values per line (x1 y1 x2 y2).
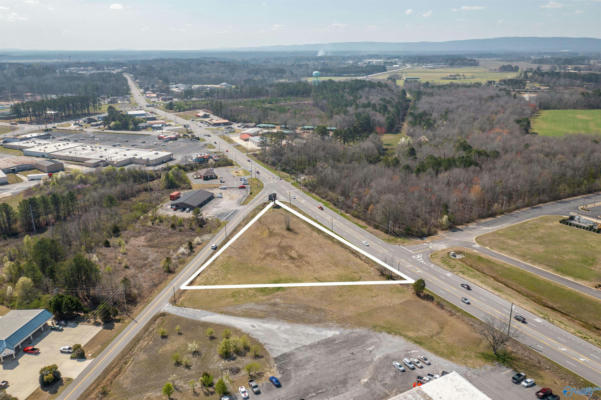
0 309 52 362
171 189 214 210
388 371 491 400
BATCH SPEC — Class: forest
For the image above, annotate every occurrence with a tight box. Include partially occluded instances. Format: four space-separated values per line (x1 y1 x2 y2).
10 95 100 122
259 84 601 237
0 63 128 101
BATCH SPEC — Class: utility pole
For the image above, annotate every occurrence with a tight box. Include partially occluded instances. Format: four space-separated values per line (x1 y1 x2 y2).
288 191 291 205
507 303 514 336
331 215 334 232
29 202 37 232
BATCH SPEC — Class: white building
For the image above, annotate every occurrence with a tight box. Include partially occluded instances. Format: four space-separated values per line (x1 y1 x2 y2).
388 372 491 400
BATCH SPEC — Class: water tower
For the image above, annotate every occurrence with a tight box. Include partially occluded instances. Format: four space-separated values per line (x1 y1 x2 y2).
312 70 320 86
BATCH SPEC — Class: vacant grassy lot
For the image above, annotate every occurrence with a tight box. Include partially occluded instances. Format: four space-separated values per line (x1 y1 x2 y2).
6 173 22 184
0 125 15 134
432 249 601 345
477 215 601 284
0 146 23 156
532 109 601 137
375 67 518 85
191 207 385 286
380 133 402 153
88 314 274 400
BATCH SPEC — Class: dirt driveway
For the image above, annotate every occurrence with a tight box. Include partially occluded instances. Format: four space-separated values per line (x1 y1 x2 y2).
1 322 101 400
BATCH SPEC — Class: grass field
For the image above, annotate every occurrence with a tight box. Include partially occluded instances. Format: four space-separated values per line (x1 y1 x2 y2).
189 207 386 286
477 215 601 284
0 125 15 135
380 133 402 153
373 67 519 86
241 177 263 206
431 249 601 345
532 109 601 137
87 314 274 400
0 146 23 156
6 174 22 184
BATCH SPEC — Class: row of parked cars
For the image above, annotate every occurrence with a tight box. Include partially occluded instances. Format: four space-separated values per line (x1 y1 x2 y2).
221 376 281 400
512 372 560 399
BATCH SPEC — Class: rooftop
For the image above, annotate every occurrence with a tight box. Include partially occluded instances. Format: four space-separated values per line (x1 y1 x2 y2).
388 372 491 400
0 309 53 356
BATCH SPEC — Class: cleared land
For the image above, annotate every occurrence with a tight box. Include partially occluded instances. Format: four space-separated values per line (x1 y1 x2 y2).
190 207 387 286
375 67 518 85
432 249 601 346
87 314 274 400
532 109 601 137
477 215 601 284
0 125 15 134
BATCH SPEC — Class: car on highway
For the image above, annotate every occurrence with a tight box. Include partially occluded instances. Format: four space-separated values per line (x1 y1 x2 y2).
419 355 431 365
392 361 405 372
460 283 471 290
238 386 249 399
402 358 415 370
210 244 218 250
511 372 526 384
248 380 260 394
514 314 527 323
23 346 39 354
60 346 73 354
317 205 324 210
461 297 470 305
521 378 535 388
269 376 281 387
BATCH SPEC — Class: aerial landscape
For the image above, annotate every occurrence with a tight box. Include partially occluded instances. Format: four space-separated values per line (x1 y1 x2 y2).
0 1 601 399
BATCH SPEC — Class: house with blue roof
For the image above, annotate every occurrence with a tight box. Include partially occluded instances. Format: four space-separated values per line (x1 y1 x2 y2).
0 309 52 362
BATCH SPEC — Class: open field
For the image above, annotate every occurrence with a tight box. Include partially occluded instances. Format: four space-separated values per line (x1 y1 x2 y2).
431 249 601 346
477 215 601 284
6 173 22 184
532 109 601 137
375 67 519 85
0 146 23 156
0 125 15 134
190 207 386 286
380 133 402 153
87 313 274 400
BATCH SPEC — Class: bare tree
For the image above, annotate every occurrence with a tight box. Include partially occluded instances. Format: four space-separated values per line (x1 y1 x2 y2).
480 317 517 359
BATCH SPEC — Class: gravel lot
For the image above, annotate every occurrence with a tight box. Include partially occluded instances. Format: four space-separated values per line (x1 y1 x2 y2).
165 304 538 400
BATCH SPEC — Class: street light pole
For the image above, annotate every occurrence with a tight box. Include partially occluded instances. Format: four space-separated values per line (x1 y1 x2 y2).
507 303 514 336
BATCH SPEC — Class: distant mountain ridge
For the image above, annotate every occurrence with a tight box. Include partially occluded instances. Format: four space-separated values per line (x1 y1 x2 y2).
242 37 601 54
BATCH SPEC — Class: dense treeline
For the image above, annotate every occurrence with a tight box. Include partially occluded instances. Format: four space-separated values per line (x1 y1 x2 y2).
104 105 142 130
10 95 99 122
532 56 590 65
522 69 601 88
0 63 128 100
257 85 601 237
536 89 601 110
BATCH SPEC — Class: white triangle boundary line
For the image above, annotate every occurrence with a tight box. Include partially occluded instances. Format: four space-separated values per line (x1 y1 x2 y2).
181 200 414 290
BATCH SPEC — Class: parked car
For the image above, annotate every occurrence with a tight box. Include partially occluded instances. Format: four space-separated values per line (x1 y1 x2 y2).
23 346 39 354
269 376 281 387
362 240 370 246
210 244 218 250
219 186 227 190
402 358 415 370
60 346 73 354
521 378 535 388
461 297 471 305
511 372 526 384
50 324 63 331
460 283 471 290
317 205 324 210
419 355 431 365
392 361 405 372
536 388 553 399
238 185 246 189
0 381 8 389
248 380 260 394
514 314 527 323
238 386 249 399
410 358 423 368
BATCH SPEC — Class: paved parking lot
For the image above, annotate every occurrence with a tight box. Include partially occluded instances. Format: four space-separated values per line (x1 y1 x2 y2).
1 322 101 400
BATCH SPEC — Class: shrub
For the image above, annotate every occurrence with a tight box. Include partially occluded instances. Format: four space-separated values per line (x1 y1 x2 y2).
103 239 111 247
187 341 200 356
162 382 174 399
240 335 251 352
162 257 172 273
70 344 85 359
172 352 182 366
200 372 213 387
215 378 228 396
218 338 232 359
244 362 261 379
413 278 426 297
206 327 215 339
175 325 182 335
39 364 61 387
158 327 168 338
183 357 192 368
222 329 231 339
250 344 261 358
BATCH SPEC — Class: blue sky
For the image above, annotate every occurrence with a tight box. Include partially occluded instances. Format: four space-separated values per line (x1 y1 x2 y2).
0 0 599 50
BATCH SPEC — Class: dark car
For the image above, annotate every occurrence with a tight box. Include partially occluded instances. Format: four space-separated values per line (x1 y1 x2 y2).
511 372 526 384
514 314 527 323
536 388 553 399
0 381 8 389
50 324 63 331
460 283 471 290
248 380 260 394
269 376 281 388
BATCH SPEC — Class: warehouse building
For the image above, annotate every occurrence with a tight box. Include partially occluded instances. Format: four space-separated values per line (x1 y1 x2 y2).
0 309 53 362
0 156 63 173
388 371 490 400
171 189 214 210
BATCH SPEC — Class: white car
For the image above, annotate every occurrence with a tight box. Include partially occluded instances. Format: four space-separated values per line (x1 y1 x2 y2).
60 346 73 354
521 378 535 388
210 244 218 250
392 361 405 372
362 240 369 246
238 386 249 399
419 355 431 365
402 358 415 370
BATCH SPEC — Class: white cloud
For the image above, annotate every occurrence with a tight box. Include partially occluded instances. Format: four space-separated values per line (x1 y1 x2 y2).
0 6 9 11
109 3 124 10
24 0 40 5
461 5 485 11
422 10 432 17
540 1 563 8
405 8 413 15
271 24 283 31
0 11 28 22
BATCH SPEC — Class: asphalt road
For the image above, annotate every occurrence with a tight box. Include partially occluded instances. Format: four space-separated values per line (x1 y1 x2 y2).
57 75 601 399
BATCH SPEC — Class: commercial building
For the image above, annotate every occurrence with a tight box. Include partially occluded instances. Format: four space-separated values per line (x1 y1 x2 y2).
0 156 63 173
241 127 262 136
127 110 147 118
210 119 232 126
171 189 214 210
194 168 217 181
0 170 7 185
0 309 53 362
388 371 491 400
